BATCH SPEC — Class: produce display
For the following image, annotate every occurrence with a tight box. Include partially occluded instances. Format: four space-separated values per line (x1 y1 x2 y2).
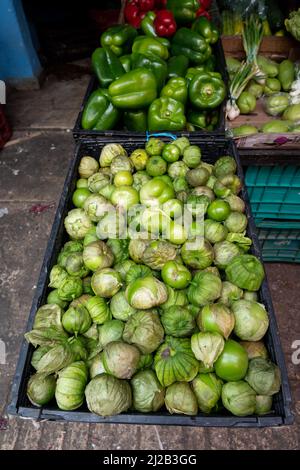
24 137 282 418
227 55 300 135
224 12 300 135
81 1 226 132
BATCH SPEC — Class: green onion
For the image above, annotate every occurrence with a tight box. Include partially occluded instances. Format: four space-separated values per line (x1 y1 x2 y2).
226 62 256 120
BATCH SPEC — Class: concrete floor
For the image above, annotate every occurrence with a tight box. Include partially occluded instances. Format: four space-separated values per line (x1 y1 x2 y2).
0 72 300 450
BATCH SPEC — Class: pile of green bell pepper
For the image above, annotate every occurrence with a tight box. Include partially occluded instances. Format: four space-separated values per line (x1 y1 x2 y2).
81 17 226 132
92 47 125 88
100 25 137 57
131 52 168 91
171 28 212 64
108 68 158 109
82 89 121 131
192 16 219 44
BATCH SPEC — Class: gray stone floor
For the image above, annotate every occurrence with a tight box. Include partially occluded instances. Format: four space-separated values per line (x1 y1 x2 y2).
0 74 299 449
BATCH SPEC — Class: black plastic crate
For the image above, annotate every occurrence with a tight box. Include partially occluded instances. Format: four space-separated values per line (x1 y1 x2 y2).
8 136 293 426
72 39 228 140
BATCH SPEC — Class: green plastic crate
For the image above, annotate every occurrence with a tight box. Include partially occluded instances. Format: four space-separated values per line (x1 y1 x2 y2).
256 220 300 263
245 166 300 220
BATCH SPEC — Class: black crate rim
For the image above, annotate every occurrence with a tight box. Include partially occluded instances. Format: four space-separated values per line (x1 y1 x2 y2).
8 137 293 427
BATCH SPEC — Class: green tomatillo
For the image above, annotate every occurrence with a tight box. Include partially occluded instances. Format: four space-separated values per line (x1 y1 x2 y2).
207 200 231 222
162 143 181 163
161 260 192 289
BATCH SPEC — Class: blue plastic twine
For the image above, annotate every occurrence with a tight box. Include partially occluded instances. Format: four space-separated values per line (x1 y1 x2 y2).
145 131 177 141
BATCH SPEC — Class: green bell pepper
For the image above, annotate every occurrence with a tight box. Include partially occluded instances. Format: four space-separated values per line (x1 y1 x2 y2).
100 25 137 57
209 71 222 80
187 109 207 129
203 54 216 71
167 55 189 79
124 110 148 132
108 68 157 109
148 97 186 131
132 36 169 60
186 123 196 131
189 72 226 109
185 66 207 85
156 37 171 49
141 11 157 37
185 57 216 84
92 47 125 88
161 77 188 105
209 109 219 127
81 89 121 130
131 52 167 91
167 0 199 25
120 55 132 73
192 17 219 44
171 28 211 65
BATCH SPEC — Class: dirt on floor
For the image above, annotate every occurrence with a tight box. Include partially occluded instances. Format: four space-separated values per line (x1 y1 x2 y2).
0 74 299 450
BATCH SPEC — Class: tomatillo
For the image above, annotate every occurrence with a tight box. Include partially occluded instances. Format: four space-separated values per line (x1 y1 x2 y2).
146 156 167 176
214 339 249 381
114 171 133 187
72 188 92 208
165 221 188 245
140 178 175 206
162 198 183 219
76 178 89 189
207 199 231 221
162 260 192 289
111 186 139 209
162 143 181 163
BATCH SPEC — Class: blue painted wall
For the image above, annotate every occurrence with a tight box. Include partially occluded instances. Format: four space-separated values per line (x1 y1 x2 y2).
0 0 42 85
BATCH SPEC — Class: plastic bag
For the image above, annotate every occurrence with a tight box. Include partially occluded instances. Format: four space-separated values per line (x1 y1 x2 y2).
219 0 264 19
289 68 300 105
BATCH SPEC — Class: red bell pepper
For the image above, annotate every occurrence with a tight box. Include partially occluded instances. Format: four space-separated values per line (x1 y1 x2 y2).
124 0 155 28
154 0 167 8
199 0 212 9
140 0 155 11
196 7 211 20
154 10 177 37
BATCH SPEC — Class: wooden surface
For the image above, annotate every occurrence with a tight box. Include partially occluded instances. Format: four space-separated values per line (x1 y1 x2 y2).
228 99 300 150
239 148 300 165
225 40 300 150
222 35 300 60
235 133 300 151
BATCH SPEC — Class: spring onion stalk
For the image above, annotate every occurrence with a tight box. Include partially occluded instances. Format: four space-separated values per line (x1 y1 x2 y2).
242 14 265 85
226 62 256 120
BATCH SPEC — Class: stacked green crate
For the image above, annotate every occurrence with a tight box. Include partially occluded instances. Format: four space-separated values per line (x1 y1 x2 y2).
245 166 300 263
